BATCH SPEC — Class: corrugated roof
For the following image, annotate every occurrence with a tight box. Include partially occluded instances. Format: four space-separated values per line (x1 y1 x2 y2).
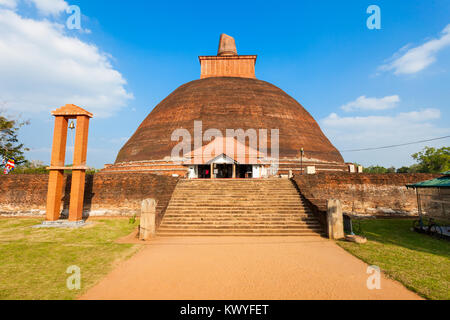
183 137 265 165
407 172 450 188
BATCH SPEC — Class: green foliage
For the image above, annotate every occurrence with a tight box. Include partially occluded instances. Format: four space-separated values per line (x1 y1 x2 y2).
129 214 137 224
11 161 99 175
12 160 48 174
363 165 395 174
396 166 410 174
362 146 449 174
64 164 99 175
0 112 29 165
86 168 100 175
412 146 450 173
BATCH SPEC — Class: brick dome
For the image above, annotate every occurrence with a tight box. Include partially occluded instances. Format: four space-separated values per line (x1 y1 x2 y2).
115 77 344 164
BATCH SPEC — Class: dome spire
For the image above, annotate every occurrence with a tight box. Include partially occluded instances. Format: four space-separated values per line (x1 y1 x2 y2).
217 34 238 56
199 34 257 79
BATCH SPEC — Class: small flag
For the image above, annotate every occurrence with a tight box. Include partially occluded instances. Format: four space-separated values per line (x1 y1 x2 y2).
3 158 15 175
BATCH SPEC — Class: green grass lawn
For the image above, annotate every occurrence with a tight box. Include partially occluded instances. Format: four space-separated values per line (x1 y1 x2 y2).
0 218 141 300
337 219 450 300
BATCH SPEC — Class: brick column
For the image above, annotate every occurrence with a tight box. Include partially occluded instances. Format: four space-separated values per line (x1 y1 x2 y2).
46 117 68 221
68 115 90 222
46 104 93 222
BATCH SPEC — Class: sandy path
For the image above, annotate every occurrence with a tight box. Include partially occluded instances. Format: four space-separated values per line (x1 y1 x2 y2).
80 236 421 300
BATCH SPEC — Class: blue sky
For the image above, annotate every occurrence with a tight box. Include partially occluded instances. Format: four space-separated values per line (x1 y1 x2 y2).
0 0 449 168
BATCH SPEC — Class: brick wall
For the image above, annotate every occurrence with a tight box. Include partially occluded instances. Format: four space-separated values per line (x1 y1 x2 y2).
292 173 439 216
0 173 179 224
1 172 438 222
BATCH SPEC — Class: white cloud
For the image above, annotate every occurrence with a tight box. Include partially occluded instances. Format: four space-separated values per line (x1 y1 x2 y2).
323 108 441 130
0 9 133 117
321 108 449 167
0 0 69 15
380 24 450 75
0 0 18 9
28 0 68 15
341 95 400 112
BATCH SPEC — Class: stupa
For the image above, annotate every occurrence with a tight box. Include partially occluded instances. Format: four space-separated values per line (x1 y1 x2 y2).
104 34 348 178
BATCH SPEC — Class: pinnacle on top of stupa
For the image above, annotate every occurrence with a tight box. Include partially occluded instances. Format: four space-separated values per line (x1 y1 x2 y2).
217 34 238 56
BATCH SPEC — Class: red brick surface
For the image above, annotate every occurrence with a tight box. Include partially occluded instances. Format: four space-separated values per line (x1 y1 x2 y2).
293 173 439 216
1 173 438 220
0 173 178 223
115 77 344 165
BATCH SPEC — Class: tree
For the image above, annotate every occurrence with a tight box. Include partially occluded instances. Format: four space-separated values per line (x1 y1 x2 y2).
13 160 48 174
386 166 396 173
396 166 410 173
0 111 29 165
412 146 450 173
363 165 390 174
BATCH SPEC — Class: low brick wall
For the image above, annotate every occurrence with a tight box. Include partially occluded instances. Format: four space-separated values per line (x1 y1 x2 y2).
292 173 439 217
0 172 438 223
0 173 179 224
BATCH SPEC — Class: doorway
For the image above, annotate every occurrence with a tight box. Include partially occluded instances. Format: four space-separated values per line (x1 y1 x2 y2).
198 165 211 179
216 164 233 179
237 165 253 178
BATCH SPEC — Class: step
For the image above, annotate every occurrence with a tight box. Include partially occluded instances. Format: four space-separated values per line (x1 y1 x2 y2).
173 192 300 194
166 206 310 209
164 211 313 216
163 214 315 218
157 229 323 234
159 224 321 229
161 221 319 225
157 227 323 232
164 210 313 214
165 211 312 215
170 195 302 199
157 233 324 237
162 217 318 222
168 200 305 203
158 179 321 237
160 220 320 224
169 201 305 203
160 224 321 229
174 188 297 191
164 210 315 219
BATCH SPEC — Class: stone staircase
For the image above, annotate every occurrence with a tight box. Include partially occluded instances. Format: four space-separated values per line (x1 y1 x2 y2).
157 179 324 236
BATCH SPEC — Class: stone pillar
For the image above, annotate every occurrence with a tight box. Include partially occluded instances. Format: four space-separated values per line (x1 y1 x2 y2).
327 199 344 240
139 199 157 240
68 115 90 222
46 117 68 221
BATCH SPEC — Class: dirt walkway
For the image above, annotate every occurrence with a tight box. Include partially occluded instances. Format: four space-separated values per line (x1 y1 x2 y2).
81 236 421 300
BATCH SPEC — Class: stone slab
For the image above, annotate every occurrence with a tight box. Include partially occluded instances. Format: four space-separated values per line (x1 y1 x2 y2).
33 220 90 229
